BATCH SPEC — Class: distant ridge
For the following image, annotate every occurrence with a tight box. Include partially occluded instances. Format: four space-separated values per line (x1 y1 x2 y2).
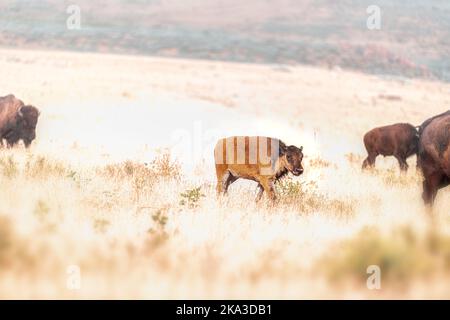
1 0 449 82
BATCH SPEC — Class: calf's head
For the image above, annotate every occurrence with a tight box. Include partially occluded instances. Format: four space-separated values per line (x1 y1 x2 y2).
16 105 40 147
281 145 304 176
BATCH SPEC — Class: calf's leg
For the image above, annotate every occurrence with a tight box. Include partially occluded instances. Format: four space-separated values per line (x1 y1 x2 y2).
223 174 238 194
255 183 264 202
394 154 408 172
259 177 277 202
215 167 230 195
362 152 377 169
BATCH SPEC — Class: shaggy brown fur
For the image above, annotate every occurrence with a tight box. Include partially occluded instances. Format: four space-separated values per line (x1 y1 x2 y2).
418 114 450 205
362 123 419 171
214 136 304 201
417 110 450 137
0 94 40 148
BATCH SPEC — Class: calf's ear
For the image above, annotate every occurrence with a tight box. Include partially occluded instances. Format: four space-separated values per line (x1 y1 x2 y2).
279 142 287 156
300 146 303 152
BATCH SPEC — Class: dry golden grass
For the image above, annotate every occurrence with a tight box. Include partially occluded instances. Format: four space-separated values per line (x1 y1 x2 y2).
0 148 448 299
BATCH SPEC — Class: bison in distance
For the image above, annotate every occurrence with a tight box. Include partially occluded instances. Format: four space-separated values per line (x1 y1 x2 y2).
0 94 40 148
362 123 419 172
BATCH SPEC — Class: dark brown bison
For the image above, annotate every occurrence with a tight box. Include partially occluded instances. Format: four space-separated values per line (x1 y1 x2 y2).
214 136 304 201
0 94 40 148
362 123 419 171
417 110 450 137
418 112 450 205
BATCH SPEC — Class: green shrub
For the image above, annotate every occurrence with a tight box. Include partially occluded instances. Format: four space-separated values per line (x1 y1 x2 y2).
180 187 205 208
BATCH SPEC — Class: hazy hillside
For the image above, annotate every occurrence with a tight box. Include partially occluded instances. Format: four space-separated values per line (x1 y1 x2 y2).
1 0 449 81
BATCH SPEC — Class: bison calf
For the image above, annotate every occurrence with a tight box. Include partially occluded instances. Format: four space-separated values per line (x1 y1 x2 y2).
362 123 418 171
214 136 304 201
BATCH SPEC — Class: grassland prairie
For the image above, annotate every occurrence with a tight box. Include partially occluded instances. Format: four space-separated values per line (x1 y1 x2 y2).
1 48 450 299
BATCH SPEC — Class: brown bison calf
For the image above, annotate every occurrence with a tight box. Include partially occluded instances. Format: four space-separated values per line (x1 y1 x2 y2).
214 136 304 201
362 123 419 171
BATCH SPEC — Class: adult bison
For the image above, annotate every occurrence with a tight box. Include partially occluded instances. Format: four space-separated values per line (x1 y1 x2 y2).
417 110 450 137
362 123 419 171
418 112 450 205
214 136 304 201
0 94 40 148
